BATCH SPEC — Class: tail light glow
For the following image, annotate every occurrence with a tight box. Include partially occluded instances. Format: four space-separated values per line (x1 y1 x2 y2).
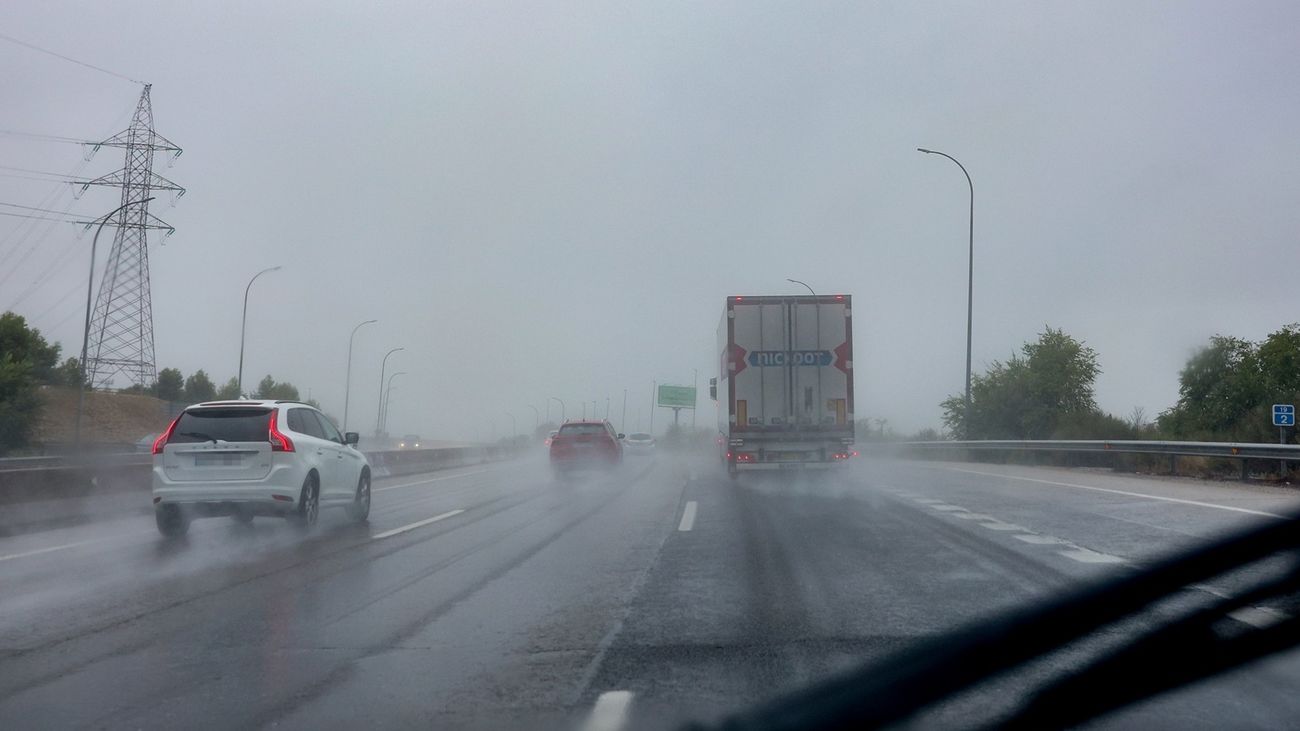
152 415 181 455
269 410 295 452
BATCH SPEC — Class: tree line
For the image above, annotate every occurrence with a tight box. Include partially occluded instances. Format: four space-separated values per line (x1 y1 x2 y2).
1 311 314 454
941 323 1300 445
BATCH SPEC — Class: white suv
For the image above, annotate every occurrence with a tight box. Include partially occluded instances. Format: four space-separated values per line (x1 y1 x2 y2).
151 400 371 536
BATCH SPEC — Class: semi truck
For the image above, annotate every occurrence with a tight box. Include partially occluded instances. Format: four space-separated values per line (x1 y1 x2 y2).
712 294 855 476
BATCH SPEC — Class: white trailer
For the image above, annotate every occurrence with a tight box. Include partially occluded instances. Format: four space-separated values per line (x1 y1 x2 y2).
713 295 855 475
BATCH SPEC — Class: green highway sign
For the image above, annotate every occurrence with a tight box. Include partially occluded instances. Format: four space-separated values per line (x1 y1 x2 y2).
657 384 696 409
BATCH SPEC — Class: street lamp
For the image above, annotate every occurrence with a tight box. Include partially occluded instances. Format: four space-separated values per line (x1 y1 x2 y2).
74 197 155 448
786 278 815 295
376 347 404 435
382 371 406 433
237 265 283 396
505 411 517 438
526 404 540 430
342 319 377 432
918 147 974 438
549 396 566 423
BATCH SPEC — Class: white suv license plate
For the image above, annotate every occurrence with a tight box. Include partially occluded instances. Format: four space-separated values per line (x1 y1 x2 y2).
195 453 242 467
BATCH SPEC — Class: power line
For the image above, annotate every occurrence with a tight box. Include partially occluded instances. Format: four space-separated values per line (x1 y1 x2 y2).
0 209 81 224
0 164 82 179
0 128 94 144
31 279 84 323
0 32 144 85
0 199 84 216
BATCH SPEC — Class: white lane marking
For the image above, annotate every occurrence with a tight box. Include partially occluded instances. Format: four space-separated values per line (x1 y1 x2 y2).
980 522 1028 532
948 467 1289 519
1228 606 1289 629
0 539 99 563
1058 548 1125 564
374 469 492 492
1014 534 1070 545
915 498 945 504
930 504 968 512
678 501 698 532
583 690 634 731
371 510 465 539
954 512 997 521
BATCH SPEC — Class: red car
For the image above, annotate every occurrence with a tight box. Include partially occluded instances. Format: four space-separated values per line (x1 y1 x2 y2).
549 420 623 474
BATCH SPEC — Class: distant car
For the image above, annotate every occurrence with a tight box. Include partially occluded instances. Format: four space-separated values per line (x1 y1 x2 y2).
543 430 558 447
135 433 157 453
398 434 422 449
151 400 372 536
549 420 623 475
624 432 656 455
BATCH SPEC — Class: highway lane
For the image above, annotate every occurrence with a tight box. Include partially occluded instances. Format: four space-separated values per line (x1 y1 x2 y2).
1 454 1298 729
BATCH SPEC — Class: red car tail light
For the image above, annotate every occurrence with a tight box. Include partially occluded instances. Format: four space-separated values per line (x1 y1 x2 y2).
152 415 181 455
269 410 295 452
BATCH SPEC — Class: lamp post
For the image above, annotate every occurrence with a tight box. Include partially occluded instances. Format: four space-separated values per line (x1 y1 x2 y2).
74 196 154 449
650 380 656 435
918 147 974 437
692 368 698 429
376 347 404 435
237 265 283 396
505 411 517 438
526 404 540 431
786 278 815 295
342 319 377 432
382 371 406 433
549 397 566 423
243 264 288 395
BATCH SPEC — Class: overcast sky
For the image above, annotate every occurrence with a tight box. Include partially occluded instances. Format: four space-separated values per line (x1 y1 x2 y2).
3 1 1299 439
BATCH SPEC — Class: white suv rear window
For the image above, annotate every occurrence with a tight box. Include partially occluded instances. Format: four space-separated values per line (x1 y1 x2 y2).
170 408 271 444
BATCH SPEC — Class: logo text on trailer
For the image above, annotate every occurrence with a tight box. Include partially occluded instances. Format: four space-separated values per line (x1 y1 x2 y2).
746 350 833 367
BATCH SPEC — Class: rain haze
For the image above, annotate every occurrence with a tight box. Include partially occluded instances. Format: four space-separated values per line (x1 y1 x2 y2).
7 5 1300 730
4 0 1300 437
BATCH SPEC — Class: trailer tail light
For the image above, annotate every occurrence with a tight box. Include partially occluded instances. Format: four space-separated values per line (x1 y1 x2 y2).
832 452 852 460
269 410 295 452
152 415 181 455
735 452 756 462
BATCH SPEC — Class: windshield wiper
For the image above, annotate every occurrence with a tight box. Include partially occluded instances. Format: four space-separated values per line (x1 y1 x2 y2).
690 511 1300 731
178 431 218 443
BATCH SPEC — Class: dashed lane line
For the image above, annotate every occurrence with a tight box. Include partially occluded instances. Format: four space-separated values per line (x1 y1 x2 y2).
582 690 634 731
904 489 1292 626
1013 534 1070 545
370 510 465 539
374 469 494 492
947 467 1290 519
980 522 1029 532
1058 548 1125 564
678 501 698 532
0 539 102 563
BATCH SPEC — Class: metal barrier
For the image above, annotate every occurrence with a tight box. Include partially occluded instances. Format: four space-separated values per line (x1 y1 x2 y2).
862 439 1300 481
0 446 516 535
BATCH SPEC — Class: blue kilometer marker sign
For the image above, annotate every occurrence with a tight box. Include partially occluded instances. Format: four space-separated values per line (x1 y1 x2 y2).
747 350 834 367
1273 404 1295 427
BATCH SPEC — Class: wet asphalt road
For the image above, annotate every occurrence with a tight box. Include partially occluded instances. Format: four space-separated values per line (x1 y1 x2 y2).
1 453 1299 730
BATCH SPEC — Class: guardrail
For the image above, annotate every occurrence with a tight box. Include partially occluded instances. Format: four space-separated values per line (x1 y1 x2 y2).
863 439 1300 481
0 446 518 535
